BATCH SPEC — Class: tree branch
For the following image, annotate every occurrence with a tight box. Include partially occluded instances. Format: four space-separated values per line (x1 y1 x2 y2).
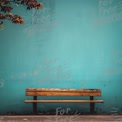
0 0 43 26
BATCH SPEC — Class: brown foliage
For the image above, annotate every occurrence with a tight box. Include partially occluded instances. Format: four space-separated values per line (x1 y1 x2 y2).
0 0 43 25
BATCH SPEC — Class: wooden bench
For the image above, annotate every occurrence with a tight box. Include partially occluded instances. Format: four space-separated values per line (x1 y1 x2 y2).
25 88 104 114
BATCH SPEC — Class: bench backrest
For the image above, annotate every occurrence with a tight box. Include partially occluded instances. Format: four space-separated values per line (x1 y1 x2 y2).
26 88 101 96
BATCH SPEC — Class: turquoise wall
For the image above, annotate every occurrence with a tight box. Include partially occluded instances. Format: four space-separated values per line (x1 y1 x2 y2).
0 0 122 114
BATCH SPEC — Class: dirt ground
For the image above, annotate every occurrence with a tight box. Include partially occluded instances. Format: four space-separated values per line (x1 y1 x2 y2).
0 115 122 122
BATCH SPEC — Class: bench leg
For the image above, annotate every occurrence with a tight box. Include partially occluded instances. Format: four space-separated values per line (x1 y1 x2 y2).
90 96 95 114
33 96 37 114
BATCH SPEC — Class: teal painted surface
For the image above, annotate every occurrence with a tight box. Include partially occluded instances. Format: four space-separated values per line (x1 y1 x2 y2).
0 0 122 114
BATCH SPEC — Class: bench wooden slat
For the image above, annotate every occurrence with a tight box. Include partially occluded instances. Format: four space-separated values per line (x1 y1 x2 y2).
25 100 104 103
26 88 101 92
26 91 101 96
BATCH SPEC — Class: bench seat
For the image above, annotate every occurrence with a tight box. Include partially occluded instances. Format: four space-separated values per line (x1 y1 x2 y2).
25 100 103 103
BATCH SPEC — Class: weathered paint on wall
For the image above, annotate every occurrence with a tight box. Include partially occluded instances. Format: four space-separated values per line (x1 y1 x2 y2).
0 0 122 114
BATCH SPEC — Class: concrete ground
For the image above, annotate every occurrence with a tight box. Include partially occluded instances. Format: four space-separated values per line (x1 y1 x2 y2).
0 115 122 122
